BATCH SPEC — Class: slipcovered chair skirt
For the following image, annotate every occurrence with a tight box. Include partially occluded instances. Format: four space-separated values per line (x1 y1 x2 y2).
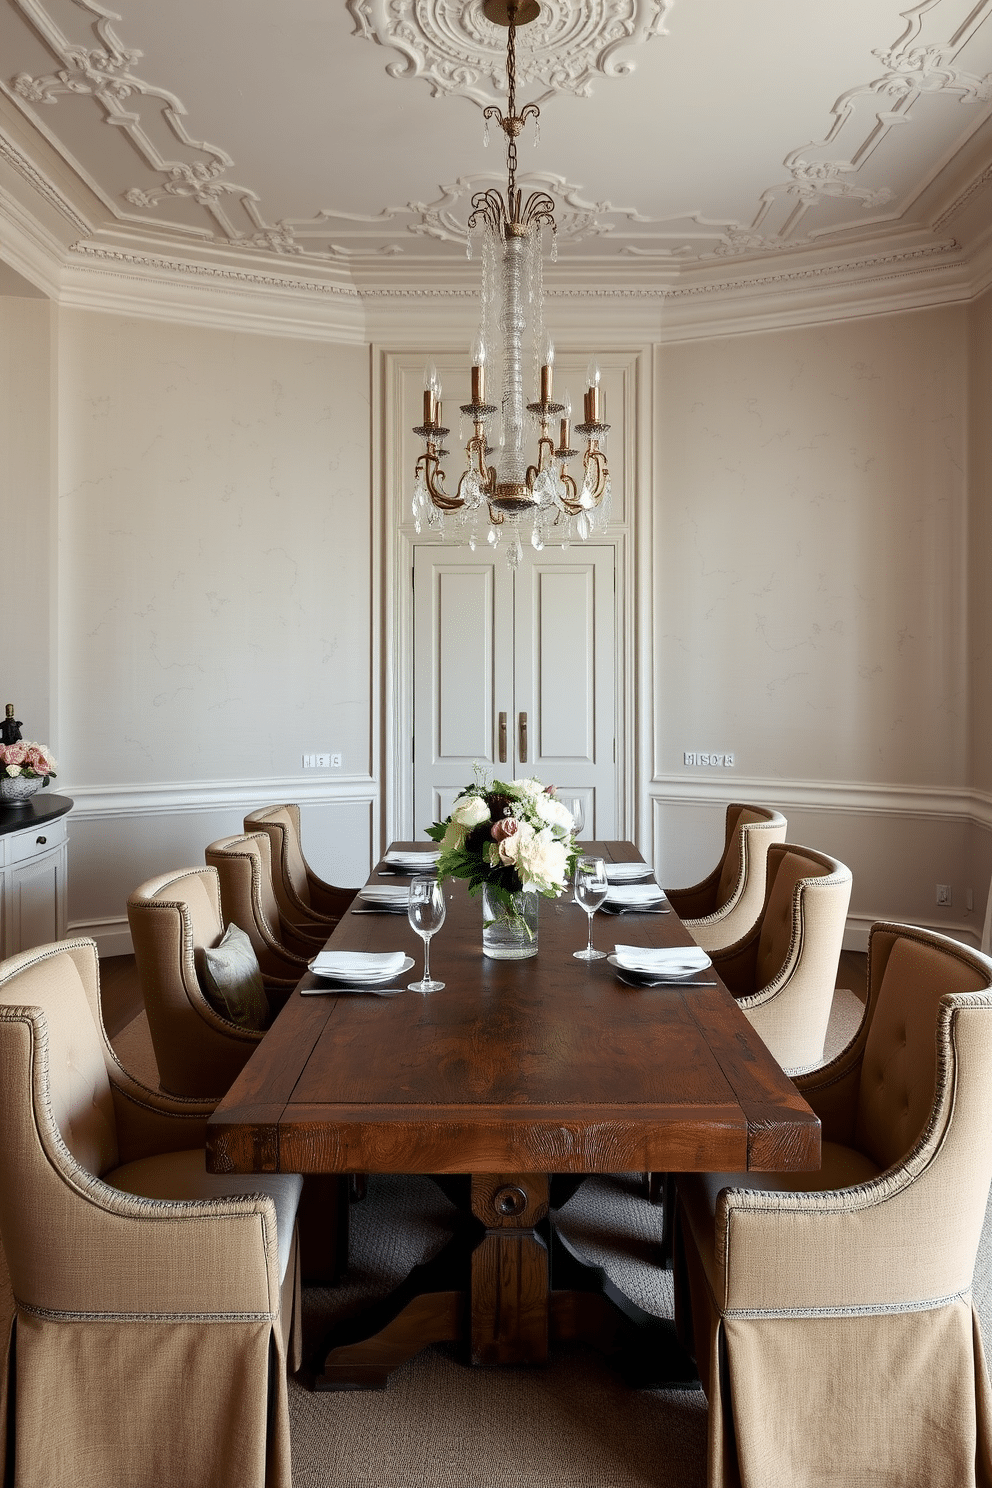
0 938 302 1488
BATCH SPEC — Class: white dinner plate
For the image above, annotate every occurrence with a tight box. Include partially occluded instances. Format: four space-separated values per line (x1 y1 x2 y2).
604 862 655 883
309 953 414 985
607 955 714 987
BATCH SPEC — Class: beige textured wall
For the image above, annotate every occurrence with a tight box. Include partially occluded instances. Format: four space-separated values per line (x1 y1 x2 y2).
0 296 54 743
655 308 968 787
55 312 372 923
58 311 371 785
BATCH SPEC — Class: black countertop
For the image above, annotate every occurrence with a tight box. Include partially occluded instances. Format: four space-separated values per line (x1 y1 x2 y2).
0 792 73 839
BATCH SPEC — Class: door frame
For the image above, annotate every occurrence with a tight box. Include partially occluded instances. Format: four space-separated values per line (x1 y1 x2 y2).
375 340 652 850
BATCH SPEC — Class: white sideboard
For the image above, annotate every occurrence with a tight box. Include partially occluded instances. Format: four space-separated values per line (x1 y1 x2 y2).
0 796 71 959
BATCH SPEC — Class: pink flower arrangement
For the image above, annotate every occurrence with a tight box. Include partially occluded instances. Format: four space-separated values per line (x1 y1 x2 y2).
0 741 57 782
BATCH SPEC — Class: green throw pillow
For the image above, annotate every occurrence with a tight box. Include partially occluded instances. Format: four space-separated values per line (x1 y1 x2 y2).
200 923 270 1030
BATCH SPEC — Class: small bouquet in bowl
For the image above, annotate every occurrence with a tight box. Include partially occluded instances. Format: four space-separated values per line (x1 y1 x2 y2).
0 740 57 800
426 773 579 912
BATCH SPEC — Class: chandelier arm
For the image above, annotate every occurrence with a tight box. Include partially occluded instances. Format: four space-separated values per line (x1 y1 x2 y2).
582 447 610 506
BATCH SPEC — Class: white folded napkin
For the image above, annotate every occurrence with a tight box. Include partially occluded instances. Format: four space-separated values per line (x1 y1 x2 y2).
358 884 411 904
310 950 407 980
604 883 665 905
604 862 655 883
383 849 440 868
614 944 712 977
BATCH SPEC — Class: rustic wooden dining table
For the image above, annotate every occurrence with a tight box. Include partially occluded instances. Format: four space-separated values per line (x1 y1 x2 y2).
206 841 820 1390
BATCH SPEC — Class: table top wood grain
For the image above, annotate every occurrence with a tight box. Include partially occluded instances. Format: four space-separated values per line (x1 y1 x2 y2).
207 843 819 1180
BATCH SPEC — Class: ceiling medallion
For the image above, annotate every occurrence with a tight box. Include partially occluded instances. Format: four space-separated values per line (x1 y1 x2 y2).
346 0 674 105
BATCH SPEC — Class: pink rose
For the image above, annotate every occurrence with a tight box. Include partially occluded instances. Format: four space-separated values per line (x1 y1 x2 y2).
3 744 27 767
491 818 518 842
26 748 50 775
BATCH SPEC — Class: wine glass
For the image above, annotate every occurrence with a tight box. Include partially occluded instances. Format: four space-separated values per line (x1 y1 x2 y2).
573 855 608 960
569 798 585 840
407 876 446 993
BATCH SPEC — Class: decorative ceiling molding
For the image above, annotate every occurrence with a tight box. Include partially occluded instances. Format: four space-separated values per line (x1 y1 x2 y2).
0 126 90 233
346 0 674 106
69 242 361 296
729 0 992 251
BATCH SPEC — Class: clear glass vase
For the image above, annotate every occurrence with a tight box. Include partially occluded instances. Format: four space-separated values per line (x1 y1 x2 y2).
482 883 539 960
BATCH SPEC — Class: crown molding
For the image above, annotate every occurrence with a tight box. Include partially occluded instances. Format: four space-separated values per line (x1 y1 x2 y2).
59 242 367 341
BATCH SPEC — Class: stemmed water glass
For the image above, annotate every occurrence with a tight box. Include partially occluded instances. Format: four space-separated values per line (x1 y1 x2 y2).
573 855 608 960
569 798 585 841
407 876 446 993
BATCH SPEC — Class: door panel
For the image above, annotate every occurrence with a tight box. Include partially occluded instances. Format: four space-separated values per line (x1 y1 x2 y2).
513 547 616 835
414 544 617 837
413 549 512 833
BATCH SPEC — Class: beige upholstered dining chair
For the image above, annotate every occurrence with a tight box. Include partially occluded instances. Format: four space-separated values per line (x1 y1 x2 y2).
127 865 269 1099
205 831 313 988
665 803 787 953
0 938 302 1488
675 922 992 1488
244 802 356 947
710 841 852 1072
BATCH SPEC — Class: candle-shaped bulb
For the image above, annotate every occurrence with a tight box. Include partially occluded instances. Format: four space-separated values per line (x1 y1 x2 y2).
586 361 601 423
539 332 555 405
423 362 441 425
470 335 486 404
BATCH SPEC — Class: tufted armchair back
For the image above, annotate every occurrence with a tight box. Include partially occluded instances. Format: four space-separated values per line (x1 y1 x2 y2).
127 866 262 1098
243 803 356 944
1 940 119 1179
713 842 852 1071
205 832 311 987
245 804 312 908
853 928 991 1170
666 803 788 953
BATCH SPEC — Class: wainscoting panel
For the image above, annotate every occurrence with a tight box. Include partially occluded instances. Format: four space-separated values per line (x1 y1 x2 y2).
65 778 377 955
651 782 992 951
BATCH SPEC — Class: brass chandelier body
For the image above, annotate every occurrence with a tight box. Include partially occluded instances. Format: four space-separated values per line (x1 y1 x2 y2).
411 0 611 564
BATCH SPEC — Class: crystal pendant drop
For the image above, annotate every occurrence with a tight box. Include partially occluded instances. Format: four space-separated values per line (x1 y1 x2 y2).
577 511 591 541
507 534 523 569
487 526 499 547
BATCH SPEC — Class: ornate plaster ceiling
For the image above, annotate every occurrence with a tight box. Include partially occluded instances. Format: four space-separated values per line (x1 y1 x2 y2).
0 0 990 304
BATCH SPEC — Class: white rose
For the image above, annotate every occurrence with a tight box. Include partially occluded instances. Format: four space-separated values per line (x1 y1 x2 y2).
451 794 491 829
5 764 21 777
533 792 573 832
516 827 568 894
509 778 543 801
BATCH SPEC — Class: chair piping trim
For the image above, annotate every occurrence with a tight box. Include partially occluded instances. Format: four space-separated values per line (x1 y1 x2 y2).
722 1288 971 1321
17 1300 278 1324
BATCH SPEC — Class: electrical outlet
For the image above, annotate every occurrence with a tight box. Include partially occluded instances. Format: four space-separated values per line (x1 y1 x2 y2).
303 753 334 769
684 751 735 767
936 884 952 906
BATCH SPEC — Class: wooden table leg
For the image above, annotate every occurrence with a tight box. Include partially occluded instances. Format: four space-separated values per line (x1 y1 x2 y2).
469 1174 550 1366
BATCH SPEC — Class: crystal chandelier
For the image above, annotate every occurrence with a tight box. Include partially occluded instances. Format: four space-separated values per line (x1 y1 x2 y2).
411 0 612 569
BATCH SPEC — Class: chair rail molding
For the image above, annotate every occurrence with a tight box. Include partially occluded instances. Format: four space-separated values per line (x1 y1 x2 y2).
64 774 378 820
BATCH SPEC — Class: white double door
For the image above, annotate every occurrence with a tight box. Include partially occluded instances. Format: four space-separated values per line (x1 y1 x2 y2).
413 544 618 835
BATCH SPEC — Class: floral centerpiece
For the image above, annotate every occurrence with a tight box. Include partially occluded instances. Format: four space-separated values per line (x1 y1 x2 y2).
0 741 57 801
426 774 579 958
